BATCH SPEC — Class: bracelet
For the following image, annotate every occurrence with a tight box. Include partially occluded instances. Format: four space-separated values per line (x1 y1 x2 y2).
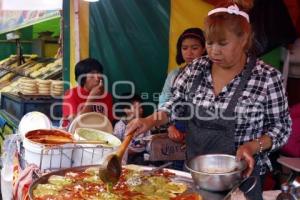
255 138 263 154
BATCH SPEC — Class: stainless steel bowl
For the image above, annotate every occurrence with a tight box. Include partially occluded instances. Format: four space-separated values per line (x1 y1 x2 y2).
185 154 247 192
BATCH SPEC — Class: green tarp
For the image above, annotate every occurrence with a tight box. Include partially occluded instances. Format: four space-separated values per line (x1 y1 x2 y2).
0 27 33 60
89 0 170 106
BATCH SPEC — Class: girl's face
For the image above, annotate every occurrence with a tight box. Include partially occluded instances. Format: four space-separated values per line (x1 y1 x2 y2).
84 70 102 90
181 38 206 64
206 30 247 69
125 101 143 120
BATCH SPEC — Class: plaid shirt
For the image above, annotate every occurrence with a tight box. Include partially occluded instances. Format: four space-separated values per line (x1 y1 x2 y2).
159 56 291 175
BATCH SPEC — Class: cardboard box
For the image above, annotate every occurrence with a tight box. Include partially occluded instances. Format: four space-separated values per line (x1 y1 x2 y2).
148 133 186 161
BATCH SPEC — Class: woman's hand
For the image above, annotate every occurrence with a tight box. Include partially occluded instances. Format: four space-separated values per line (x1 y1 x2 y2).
236 135 272 177
236 143 256 177
168 125 185 143
126 117 154 136
126 111 169 136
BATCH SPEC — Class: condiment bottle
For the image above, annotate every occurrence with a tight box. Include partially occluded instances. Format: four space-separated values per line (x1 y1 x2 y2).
290 185 298 200
276 184 297 200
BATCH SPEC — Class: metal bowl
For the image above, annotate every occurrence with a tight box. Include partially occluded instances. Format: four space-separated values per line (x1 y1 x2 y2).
185 154 247 192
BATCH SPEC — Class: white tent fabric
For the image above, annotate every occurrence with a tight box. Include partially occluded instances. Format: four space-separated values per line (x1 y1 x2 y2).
2 0 62 10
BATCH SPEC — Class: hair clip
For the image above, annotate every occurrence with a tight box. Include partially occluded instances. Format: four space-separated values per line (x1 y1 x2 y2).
208 4 250 22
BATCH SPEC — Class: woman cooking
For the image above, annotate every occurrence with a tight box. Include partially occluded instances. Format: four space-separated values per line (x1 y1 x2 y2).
126 0 291 199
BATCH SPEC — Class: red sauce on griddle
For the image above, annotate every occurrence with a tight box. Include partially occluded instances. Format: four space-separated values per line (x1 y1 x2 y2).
33 168 198 200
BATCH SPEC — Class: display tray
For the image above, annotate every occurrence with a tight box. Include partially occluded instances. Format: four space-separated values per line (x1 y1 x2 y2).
17 92 62 99
0 92 62 121
18 92 50 96
29 164 228 200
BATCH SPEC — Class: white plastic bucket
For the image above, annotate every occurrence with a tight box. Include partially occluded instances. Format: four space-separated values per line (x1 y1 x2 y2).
72 128 121 166
18 112 51 138
23 129 73 171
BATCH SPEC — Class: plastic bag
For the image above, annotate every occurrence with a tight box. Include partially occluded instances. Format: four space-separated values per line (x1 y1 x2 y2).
1 134 22 200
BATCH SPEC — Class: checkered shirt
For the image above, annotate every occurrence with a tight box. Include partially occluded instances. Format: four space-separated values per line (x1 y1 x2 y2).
159 56 292 175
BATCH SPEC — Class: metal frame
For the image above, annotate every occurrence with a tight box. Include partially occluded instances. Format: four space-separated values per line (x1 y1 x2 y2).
20 143 115 173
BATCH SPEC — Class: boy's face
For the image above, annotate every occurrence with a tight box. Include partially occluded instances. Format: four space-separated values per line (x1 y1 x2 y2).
125 101 143 119
84 70 102 90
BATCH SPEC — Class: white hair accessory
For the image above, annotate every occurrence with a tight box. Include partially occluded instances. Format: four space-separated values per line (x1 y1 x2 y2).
208 4 250 22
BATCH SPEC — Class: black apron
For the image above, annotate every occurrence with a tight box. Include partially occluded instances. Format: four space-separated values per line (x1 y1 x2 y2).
183 57 263 200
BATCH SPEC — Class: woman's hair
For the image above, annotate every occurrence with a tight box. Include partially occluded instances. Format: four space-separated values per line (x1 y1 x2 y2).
75 58 104 87
176 28 206 65
204 0 254 53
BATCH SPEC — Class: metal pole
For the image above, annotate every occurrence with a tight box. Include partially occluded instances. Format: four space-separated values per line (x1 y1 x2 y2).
74 0 80 63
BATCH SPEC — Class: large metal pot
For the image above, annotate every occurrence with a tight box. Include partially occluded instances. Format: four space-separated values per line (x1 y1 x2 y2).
185 154 246 192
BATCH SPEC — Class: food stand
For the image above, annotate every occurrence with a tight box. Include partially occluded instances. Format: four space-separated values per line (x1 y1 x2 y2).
0 9 64 135
0 0 298 199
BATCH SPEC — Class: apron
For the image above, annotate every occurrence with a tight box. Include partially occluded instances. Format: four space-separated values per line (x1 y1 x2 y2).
183 57 263 200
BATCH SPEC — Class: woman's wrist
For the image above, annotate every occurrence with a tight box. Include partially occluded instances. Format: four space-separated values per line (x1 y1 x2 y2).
242 135 272 155
241 141 259 156
147 111 169 127
144 115 158 130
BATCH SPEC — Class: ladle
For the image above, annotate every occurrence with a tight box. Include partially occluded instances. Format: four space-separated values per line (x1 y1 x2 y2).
99 131 135 184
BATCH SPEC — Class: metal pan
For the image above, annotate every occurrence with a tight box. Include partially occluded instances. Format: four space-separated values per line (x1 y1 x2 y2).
29 164 234 200
29 164 200 200
29 165 98 200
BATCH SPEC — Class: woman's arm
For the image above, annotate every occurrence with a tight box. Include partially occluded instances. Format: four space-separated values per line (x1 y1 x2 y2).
126 111 169 135
236 135 273 177
237 69 292 177
238 135 273 155
263 70 291 152
159 69 179 107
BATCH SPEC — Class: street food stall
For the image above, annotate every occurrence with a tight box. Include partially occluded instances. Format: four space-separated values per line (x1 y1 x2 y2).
2 112 281 200
0 0 299 199
13 127 254 200
0 9 64 138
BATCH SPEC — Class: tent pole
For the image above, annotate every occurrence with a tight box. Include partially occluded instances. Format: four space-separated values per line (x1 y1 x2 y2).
74 0 80 63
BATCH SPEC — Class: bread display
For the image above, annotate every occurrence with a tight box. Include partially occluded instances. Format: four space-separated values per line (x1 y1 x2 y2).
0 56 63 95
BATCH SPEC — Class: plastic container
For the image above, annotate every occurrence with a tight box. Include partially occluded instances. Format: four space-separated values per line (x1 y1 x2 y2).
23 129 73 171
289 185 299 200
68 112 113 134
1 166 13 200
1 134 20 200
72 128 121 166
18 111 51 137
